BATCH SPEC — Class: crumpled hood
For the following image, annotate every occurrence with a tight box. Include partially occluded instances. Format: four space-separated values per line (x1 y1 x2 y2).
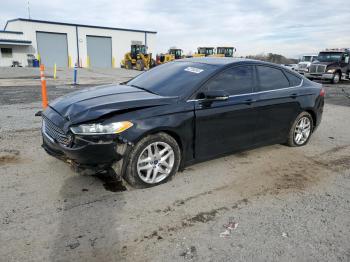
49 84 176 124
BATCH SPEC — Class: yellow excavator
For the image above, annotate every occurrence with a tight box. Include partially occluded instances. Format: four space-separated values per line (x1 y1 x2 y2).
215 47 236 57
121 44 154 71
192 47 215 57
156 48 183 65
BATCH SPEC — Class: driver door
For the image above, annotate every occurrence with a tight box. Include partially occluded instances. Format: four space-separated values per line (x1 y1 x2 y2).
194 65 259 160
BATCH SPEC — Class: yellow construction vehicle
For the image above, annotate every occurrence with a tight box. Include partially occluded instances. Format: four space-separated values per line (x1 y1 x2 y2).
192 47 215 57
215 47 236 57
156 48 183 65
121 44 154 70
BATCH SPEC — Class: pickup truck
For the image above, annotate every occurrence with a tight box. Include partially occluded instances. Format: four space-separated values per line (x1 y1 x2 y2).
305 48 350 84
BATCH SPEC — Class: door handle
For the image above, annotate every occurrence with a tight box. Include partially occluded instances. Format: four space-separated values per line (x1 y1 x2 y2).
290 93 298 99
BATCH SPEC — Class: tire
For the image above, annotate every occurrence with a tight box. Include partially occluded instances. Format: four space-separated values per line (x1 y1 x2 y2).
286 112 313 147
136 60 145 71
124 132 181 188
125 60 132 70
331 71 341 84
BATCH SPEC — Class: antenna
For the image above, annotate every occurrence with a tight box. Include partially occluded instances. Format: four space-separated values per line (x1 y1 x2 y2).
27 1 31 19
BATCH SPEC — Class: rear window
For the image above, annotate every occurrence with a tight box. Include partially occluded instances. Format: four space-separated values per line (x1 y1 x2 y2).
257 66 290 91
284 71 302 86
127 61 217 97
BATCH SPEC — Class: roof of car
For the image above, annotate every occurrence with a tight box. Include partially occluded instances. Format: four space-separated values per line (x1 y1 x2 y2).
175 57 255 66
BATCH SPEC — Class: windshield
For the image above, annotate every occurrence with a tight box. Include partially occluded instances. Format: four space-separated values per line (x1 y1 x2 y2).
127 61 218 97
198 48 214 55
302 56 312 62
226 48 233 57
317 52 342 62
175 50 182 56
131 45 146 54
206 49 214 55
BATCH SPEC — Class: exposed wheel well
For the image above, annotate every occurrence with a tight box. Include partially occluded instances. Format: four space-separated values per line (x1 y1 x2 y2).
145 130 183 153
160 130 182 152
306 110 316 129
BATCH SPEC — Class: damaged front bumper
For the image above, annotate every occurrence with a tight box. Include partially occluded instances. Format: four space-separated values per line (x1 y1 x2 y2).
42 127 129 174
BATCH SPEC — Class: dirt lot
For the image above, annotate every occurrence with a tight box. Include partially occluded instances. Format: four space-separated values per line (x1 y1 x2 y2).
0 68 349 262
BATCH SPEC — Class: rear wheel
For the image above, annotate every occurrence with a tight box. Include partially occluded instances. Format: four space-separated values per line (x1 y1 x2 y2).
124 132 181 188
287 112 313 147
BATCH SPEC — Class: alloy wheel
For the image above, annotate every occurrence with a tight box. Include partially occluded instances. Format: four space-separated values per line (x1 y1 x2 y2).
294 117 311 145
137 142 175 184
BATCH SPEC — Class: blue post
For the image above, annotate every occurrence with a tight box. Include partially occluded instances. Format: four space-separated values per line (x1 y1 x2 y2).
73 64 78 85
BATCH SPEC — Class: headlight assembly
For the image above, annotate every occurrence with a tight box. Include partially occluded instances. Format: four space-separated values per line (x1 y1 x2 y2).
327 68 336 73
70 121 133 135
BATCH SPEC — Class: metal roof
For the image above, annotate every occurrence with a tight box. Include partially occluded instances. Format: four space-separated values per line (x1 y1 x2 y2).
5 18 157 34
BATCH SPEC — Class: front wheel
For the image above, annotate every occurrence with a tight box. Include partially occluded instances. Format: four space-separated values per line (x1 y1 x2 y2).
125 60 133 70
287 112 313 147
124 132 181 188
136 60 145 71
331 72 341 84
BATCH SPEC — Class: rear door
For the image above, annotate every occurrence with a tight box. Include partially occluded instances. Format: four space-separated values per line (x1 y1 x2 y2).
194 65 259 159
253 65 302 144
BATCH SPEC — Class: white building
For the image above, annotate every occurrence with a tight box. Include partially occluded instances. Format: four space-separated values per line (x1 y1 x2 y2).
0 18 157 68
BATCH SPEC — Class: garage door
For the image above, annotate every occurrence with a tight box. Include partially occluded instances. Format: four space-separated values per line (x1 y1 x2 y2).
87 36 112 68
36 32 68 67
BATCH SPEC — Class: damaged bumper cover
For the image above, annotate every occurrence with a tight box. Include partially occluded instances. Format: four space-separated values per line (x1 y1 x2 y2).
42 127 130 173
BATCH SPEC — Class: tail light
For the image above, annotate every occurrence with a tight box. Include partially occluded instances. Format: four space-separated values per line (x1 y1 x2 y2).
320 87 325 97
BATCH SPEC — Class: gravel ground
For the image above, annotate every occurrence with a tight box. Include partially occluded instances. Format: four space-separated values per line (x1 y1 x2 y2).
0 69 349 262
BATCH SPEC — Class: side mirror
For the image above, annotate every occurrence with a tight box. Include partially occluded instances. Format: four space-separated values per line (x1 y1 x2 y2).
201 90 229 101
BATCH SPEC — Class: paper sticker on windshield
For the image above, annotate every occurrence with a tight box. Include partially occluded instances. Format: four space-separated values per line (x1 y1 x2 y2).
184 67 204 74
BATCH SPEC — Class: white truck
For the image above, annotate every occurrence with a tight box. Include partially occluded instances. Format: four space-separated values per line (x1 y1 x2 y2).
296 54 318 75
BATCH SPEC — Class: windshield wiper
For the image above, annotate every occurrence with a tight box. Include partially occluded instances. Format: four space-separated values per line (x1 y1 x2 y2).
127 84 159 95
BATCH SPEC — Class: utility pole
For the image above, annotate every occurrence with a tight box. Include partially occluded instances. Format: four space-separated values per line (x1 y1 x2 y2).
27 1 31 19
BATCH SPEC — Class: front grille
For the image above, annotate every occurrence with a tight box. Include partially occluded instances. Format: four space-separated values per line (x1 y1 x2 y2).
42 117 71 146
309 64 326 74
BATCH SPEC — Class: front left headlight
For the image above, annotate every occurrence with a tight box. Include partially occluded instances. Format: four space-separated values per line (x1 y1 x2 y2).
327 68 336 73
70 121 133 135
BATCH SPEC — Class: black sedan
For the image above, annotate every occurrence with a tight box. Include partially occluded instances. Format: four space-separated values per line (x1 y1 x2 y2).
42 58 324 188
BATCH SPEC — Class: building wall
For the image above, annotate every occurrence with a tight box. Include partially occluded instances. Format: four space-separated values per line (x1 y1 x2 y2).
5 20 156 68
6 20 77 67
0 44 32 67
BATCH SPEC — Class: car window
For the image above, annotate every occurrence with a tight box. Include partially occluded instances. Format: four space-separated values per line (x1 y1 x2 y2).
284 71 302 86
257 66 290 91
203 66 254 96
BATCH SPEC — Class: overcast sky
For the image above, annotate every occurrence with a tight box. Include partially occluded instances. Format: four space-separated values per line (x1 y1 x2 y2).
1 0 349 58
